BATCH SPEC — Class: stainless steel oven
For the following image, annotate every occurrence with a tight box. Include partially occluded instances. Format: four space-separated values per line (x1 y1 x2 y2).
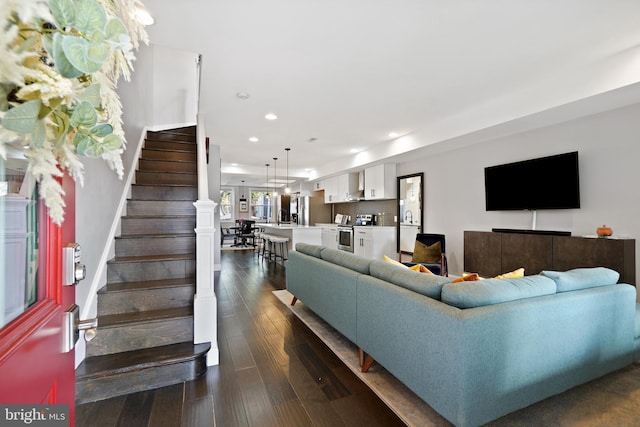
337 225 354 252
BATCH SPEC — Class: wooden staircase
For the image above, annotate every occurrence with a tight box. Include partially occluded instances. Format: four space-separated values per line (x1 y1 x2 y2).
75 127 210 404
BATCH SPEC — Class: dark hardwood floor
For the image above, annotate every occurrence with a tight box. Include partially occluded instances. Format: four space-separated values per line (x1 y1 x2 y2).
76 249 407 427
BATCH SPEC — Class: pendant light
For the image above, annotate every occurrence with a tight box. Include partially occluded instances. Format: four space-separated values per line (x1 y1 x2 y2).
265 163 270 222
284 148 291 194
272 157 278 196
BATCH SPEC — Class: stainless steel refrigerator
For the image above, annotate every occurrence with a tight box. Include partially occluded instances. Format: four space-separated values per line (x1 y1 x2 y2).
287 193 331 225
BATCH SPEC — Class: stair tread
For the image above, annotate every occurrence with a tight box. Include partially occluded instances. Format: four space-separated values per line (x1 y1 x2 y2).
137 170 197 176
122 214 195 219
99 277 195 294
108 253 195 264
115 233 195 239
140 157 196 163
99 306 193 328
76 342 210 379
132 183 197 188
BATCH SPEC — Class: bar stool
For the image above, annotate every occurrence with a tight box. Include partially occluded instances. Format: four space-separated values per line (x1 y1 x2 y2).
269 236 289 264
260 234 274 260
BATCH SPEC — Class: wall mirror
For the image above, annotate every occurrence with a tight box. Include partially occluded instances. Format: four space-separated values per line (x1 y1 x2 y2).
396 172 423 255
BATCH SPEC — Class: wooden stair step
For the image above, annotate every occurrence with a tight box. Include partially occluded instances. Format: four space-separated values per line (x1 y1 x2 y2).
126 199 196 216
131 184 197 200
121 215 196 235
107 253 195 284
76 342 210 404
114 234 195 257
138 158 196 173
141 148 197 162
87 307 194 357
144 140 196 152
98 277 195 315
98 306 193 328
136 170 197 186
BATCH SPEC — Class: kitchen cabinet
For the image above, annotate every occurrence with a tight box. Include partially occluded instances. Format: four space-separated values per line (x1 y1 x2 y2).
364 164 396 200
323 176 338 203
353 226 396 259
313 180 325 191
323 173 360 203
321 226 338 249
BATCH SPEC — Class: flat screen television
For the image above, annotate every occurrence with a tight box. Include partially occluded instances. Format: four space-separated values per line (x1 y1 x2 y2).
484 151 580 211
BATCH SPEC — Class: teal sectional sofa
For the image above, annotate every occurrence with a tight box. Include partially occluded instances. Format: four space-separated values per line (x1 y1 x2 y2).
286 243 638 427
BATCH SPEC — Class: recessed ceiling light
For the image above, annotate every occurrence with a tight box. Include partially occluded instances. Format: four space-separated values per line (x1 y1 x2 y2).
231 163 238 166
308 137 318 142
388 132 399 138
249 137 259 142
236 92 250 99
350 148 360 154
265 113 278 120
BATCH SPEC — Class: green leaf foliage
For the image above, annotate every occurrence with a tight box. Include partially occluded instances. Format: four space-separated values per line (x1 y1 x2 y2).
102 134 121 150
80 84 101 108
87 31 109 64
74 129 94 155
52 33 83 78
31 119 47 148
62 34 103 74
105 18 128 42
51 111 71 146
90 123 112 137
70 100 98 128
74 0 107 34
1 100 43 133
50 0 76 29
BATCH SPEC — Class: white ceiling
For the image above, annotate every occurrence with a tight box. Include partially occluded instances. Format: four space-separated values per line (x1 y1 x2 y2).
144 0 640 188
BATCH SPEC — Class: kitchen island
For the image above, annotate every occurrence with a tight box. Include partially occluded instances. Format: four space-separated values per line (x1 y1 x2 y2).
260 223 323 250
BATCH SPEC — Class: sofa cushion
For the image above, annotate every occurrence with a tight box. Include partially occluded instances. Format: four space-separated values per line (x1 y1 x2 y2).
441 275 557 309
295 242 325 258
369 259 450 299
540 267 620 292
384 255 433 273
321 248 371 274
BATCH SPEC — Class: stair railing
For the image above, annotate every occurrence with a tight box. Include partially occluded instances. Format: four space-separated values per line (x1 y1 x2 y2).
193 112 219 366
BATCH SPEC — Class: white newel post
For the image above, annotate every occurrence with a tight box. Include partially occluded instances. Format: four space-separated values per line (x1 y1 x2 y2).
193 199 219 366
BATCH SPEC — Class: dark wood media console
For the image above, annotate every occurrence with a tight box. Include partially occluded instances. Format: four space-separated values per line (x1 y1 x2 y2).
464 230 636 285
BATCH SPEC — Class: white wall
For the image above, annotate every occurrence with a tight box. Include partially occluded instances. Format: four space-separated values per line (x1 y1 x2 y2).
397 102 640 284
151 45 199 129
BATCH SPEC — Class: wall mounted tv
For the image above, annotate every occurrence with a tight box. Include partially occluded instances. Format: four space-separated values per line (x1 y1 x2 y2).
484 151 580 211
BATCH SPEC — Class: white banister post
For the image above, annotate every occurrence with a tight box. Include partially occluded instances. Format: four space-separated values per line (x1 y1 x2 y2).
193 199 219 366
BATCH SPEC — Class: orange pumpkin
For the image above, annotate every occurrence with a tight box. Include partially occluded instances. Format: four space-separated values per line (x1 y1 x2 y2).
596 225 612 237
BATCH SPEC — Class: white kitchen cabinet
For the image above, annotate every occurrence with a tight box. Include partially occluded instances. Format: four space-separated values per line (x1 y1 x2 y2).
323 176 338 203
321 226 338 249
364 164 396 200
313 180 325 191
323 173 360 203
353 226 396 259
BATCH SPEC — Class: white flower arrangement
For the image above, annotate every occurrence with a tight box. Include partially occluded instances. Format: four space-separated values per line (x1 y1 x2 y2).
0 0 148 224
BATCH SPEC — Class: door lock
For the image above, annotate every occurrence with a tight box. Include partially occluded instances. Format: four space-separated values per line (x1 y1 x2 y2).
62 304 98 353
63 243 86 286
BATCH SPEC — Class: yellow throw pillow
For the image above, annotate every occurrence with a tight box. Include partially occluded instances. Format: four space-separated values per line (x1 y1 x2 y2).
383 255 433 274
409 264 433 274
451 273 480 283
383 255 405 267
494 268 525 279
411 240 441 264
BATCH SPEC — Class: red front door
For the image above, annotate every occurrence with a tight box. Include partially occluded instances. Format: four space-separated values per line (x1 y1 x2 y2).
0 173 76 425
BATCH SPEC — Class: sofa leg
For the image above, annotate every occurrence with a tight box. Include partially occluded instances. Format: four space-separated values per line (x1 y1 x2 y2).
361 355 375 373
290 296 298 306
359 348 365 367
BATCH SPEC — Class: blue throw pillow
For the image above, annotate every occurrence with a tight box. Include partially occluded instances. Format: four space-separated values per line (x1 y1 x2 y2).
540 267 620 292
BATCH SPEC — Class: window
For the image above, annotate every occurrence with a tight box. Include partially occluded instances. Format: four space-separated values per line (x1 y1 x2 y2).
250 190 272 221
220 188 234 221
